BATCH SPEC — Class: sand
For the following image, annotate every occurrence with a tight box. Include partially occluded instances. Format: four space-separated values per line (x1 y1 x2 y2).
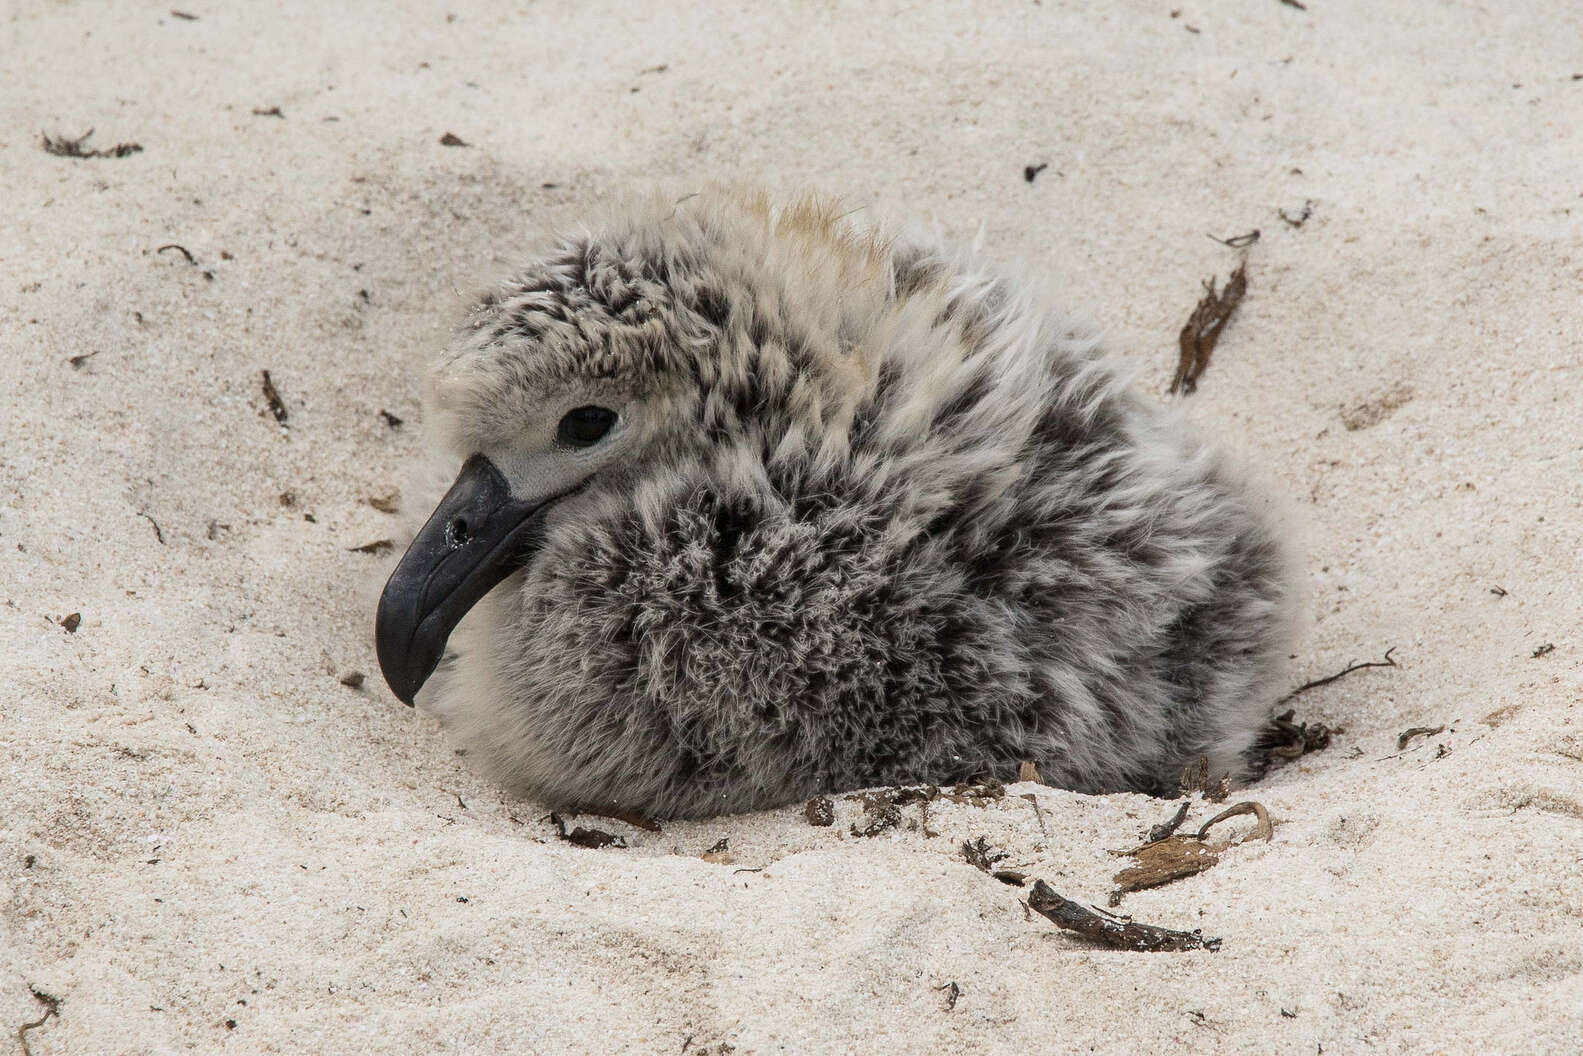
3 0 1580 1052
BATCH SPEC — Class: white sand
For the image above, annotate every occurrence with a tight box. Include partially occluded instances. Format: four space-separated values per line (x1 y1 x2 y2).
4 1 1580 1051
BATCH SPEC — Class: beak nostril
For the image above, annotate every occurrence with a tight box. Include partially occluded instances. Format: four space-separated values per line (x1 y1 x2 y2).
378 454 552 705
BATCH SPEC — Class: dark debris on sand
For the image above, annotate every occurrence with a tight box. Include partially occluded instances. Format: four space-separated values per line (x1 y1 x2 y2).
549 812 626 849
1109 801 1273 905
41 129 143 159
803 796 834 827
844 780 1005 838
1028 880 1221 952
1170 263 1247 395
260 370 289 424
961 836 1027 886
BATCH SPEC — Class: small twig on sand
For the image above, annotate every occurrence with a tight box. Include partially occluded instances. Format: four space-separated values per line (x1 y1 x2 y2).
1275 647 1398 707
1207 229 1260 248
156 243 197 265
138 511 166 545
17 987 60 1056
1027 880 1221 952
1147 802 1191 844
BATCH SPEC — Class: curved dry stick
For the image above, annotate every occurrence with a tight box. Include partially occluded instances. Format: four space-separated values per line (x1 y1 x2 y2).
1194 801 1273 847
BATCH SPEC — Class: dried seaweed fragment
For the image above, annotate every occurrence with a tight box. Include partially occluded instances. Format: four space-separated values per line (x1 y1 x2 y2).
41 129 143 159
1109 802 1273 904
1027 881 1220 952
835 780 1006 837
1111 837 1219 901
1170 263 1247 395
1251 708 1335 774
962 836 1008 873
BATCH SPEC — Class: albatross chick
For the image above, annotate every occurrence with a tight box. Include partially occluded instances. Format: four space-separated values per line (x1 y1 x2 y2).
375 190 1299 819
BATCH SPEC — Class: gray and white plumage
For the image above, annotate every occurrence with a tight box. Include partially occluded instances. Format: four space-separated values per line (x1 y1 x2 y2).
393 188 1299 819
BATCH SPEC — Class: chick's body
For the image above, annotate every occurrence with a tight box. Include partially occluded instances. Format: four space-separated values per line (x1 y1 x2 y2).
417 190 1299 819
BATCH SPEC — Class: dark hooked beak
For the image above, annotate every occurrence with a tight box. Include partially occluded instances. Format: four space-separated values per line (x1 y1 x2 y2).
375 454 556 705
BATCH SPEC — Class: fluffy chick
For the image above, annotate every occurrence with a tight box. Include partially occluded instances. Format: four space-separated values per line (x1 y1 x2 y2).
399 189 1299 819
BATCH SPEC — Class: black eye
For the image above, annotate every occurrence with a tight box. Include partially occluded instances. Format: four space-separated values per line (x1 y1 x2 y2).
557 405 618 448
